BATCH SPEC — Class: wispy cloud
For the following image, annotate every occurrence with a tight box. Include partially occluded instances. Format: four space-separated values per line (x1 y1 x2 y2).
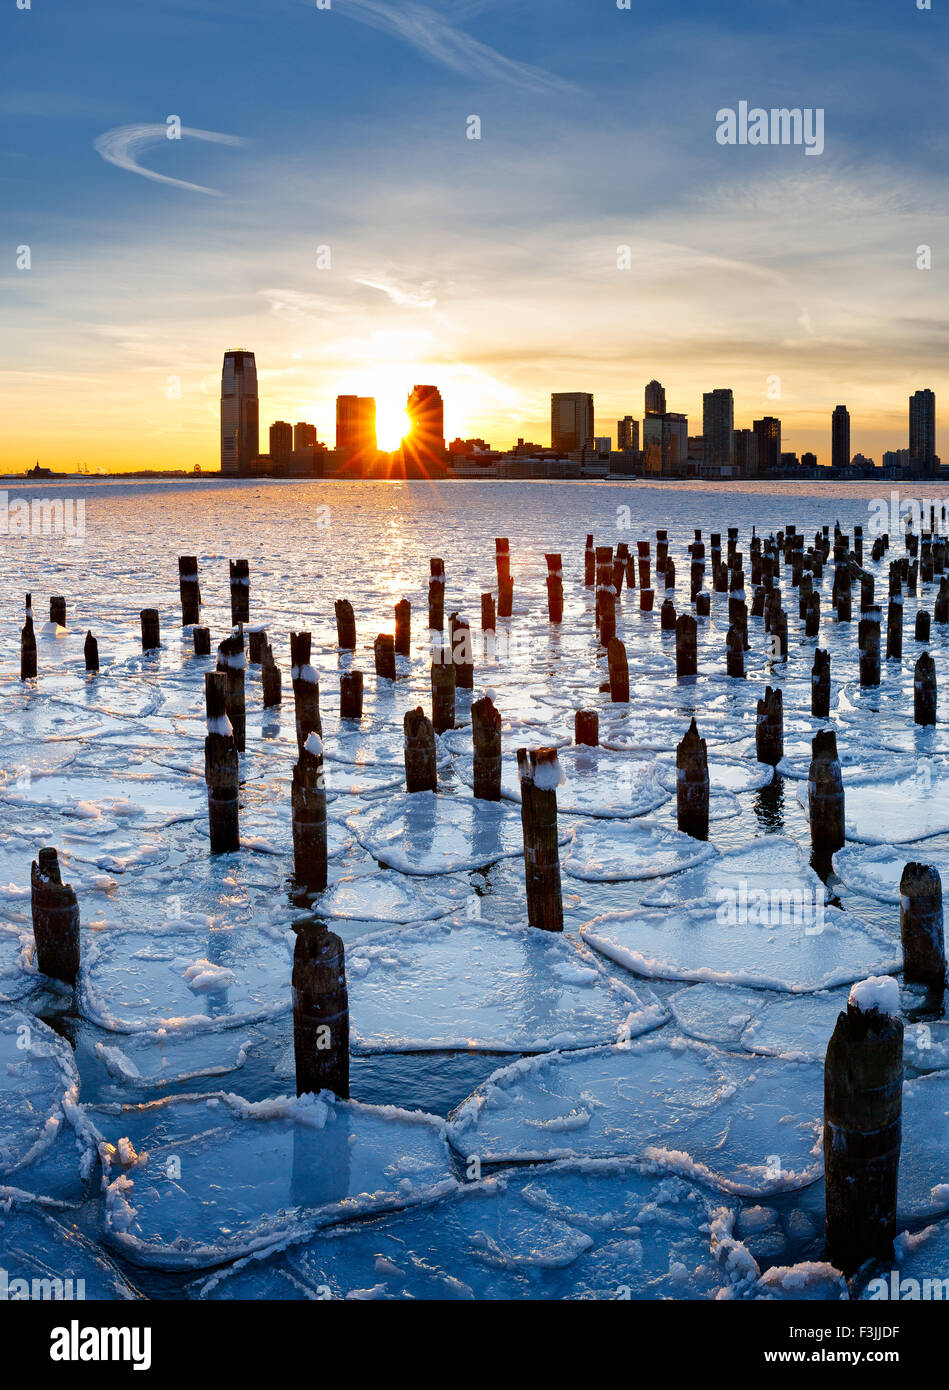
332 0 575 95
353 276 438 308
93 123 245 195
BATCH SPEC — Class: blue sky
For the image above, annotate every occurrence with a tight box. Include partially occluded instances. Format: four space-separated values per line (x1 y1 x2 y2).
2 0 946 467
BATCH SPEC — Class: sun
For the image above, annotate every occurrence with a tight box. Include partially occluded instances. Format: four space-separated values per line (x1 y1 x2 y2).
375 393 412 452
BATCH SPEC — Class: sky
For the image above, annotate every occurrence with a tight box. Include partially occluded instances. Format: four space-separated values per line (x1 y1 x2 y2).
1 0 947 472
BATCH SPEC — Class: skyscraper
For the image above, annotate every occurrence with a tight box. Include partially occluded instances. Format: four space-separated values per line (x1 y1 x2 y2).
909 389 936 474
269 420 293 464
702 389 735 470
645 380 666 416
336 395 377 474
402 385 446 474
733 428 758 478
551 393 594 453
220 351 259 476
832 405 851 472
753 416 782 474
643 412 688 477
617 416 639 451
294 422 317 452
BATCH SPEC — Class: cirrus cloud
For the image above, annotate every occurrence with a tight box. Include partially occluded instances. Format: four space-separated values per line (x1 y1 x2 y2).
93 122 245 195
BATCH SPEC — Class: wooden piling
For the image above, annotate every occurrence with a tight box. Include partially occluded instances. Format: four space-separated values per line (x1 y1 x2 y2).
886 596 902 660
914 651 937 725
429 559 446 631
431 645 456 734
517 747 564 932
204 671 240 853
84 631 99 673
178 556 201 626
574 710 599 747
247 627 268 665
229 559 249 625
30 847 80 985
21 596 36 680
404 707 437 792
339 670 363 720
334 599 356 651
900 863 946 991
496 538 513 618
50 596 66 628
290 632 322 753
812 649 831 718
545 554 564 623
607 637 629 702
291 737 328 892
584 534 595 587
292 923 349 1100
395 599 411 658
216 628 246 753
858 606 881 686
755 686 783 766
675 613 697 678
140 609 160 652
915 610 930 643
471 693 502 800
660 596 676 631
725 625 744 678
808 729 845 856
374 633 396 681
261 642 282 708
676 718 709 841
450 616 474 690
193 627 211 656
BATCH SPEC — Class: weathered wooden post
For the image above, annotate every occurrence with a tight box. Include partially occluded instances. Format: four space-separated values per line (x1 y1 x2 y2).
291 735 328 892
339 669 364 720
334 599 356 651
140 609 160 652
84 631 99 673
404 707 437 792
804 590 821 637
725 625 744 678
21 596 36 680
584 534 595 587
261 642 282 707
575 709 599 747
247 627 268 665
481 592 496 640
915 611 931 643
808 729 845 856
395 599 411 658
178 557 201 626
612 547 627 594
900 863 946 991
660 596 676 631
496 538 513 618
30 847 80 985
204 671 240 853
676 718 709 841
292 923 349 1100
216 628 246 753
290 632 322 753
429 560 445 632
49 596 66 628
229 559 249 625
607 637 629 702
471 692 502 800
824 980 903 1275
914 651 937 725
517 747 564 932
374 633 396 681
935 577 949 625
695 592 710 617
598 577 617 645
886 595 902 660
637 541 650 590
812 649 831 718
675 613 697 678
193 627 211 656
755 686 783 766
858 605 881 686
450 616 474 690
431 642 456 734
545 554 564 623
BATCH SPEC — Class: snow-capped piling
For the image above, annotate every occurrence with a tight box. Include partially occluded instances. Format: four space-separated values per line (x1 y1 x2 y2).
639 586 654 614
660 596 676 632
675 613 697 678
756 686 783 767
395 599 411 658
914 651 937 726
695 592 710 617
597 563 617 644
676 718 709 841
636 540 650 591
21 595 36 680
291 734 327 893
812 649 831 718
374 633 396 681
229 560 249 626
614 543 629 594
30 846 80 985
450 616 474 690
690 541 705 601
808 729 845 857
339 670 363 720
886 596 903 660
334 599 356 651
584 534 595 586
725 624 744 678
430 644 456 734
517 747 564 932
496 538 513 618
193 627 211 657
247 627 268 665
216 628 246 754
49 596 66 628
290 632 322 754
545 554 564 623
823 981 903 1276
471 692 502 800
204 672 240 854
261 642 281 707
858 606 882 686
915 611 931 643
575 709 598 747
429 559 445 632
140 609 160 652
900 863 946 991
84 631 99 673
404 707 437 792
292 923 349 1101
607 637 629 702
178 556 201 626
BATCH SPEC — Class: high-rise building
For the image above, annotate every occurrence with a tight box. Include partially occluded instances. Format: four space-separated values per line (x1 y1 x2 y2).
703 389 735 470
220 351 259 476
336 395 377 474
733 428 758 478
832 405 851 472
269 420 293 463
551 393 594 453
910 389 936 474
617 416 639 451
753 416 782 474
645 380 666 416
402 385 446 474
294 422 317 452
643 412 688 477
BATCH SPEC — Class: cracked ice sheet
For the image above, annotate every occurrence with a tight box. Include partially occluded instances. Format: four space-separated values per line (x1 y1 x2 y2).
97 1091 458 1269
0 927 38 1002
346 917 665 1053
581 903 901 993
94 1027 256 1092
0 1196 143 1300
190 1162 729 1301
897 1072 949 1223
311 870 469 923
654 754 775 796
796 765 949 844
563 819 716 883
641 836 826 909
832 843 949 904
710 1210 848 1302
447 1036 823 1195
78 925 292 1033
0 1012 90 1183
346 791 568 874
455 746 670 819
0 772 204 831
857 1218 949 1300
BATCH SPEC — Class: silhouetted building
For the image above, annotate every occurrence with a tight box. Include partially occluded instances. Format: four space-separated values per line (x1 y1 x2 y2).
832 405 851 472
336 395 377 475
551 393 594 453
269 420 293 463
617 416 639 451
801 451 818 473
753 416 782 474
221 350 259 476
733 428 758 478
703 389 735 470
910 389 937 475
294 422 317 452
401 385 447 475
644 380 666 416
643 412 688 477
